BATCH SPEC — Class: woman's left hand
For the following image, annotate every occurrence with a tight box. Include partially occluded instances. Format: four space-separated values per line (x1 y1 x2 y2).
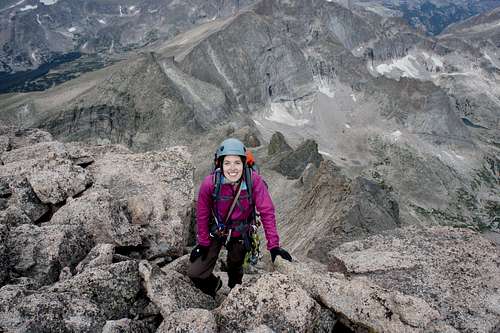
270 247 293 262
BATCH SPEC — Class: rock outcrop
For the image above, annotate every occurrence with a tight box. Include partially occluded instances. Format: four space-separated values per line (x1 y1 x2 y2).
330 226 500 333
268 137 324 179
50 146 194 259
282 160 400 262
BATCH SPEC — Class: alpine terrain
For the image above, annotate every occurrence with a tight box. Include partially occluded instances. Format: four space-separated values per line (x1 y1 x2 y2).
0 0 499 332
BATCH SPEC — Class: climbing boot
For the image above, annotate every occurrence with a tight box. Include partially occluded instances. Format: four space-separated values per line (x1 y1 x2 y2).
191 274 222 298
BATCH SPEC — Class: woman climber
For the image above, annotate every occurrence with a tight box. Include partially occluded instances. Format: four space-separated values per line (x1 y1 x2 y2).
187 138 292 297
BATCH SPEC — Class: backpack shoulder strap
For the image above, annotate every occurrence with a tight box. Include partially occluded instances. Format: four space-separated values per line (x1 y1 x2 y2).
244 166 253 205
212 168 222 201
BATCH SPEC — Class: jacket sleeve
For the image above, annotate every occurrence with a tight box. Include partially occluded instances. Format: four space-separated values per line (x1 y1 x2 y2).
196 175 213 247
252 173 280 250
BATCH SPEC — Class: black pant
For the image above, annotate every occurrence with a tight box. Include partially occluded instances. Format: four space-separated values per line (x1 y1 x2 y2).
187 237 247 288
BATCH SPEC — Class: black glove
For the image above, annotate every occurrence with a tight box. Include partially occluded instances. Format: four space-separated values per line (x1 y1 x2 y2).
270 247 293 263
190 244 209 263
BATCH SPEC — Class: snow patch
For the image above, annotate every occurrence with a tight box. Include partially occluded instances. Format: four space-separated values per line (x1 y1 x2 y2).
31 52 37 62
344 124 351 129
68 27 77 32
40 0 58 5
36 14 41 24
81 42 88 49
389 130 402 142
376 55 421 79
119 5 124 17
315 77 335 98
20 4 36 11
253 119 264 128
2 0 25 12
319 150 333 158
431 56 443 68
453 152 465 160
98 19 106 24
350 93 357 102
265 103 310 127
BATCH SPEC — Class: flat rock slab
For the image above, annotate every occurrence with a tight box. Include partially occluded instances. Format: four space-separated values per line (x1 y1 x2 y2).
330 226 500 332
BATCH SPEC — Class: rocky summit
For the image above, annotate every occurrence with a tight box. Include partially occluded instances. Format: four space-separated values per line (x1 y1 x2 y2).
0 0 500 332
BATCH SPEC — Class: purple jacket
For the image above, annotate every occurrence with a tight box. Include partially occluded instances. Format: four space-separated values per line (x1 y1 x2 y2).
196 171 280 250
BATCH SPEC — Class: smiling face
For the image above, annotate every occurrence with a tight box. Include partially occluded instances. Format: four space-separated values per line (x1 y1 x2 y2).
222 155 243 183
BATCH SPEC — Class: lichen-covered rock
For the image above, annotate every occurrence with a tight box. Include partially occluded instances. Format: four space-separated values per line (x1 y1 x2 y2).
64 142 131 167
47 261 141 319
0 127 54 151
0 224 9 286
139 260 216 318
8 224 93 286
102 318 150 333
0 261 140 332
1 141 67 164
161 254 190 276
28 158 92 204
330 226 500 333
0 135 10 154
0 207 32 227
215 272 321 332
157 308 218 333
0 283 105 332
50 189 143 247
0 176 48 223
76 243 115 274
52 147 195 259
274 259 457 333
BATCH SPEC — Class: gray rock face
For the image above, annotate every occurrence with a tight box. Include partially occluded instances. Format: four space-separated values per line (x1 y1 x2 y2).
282 160 400 262
157 308 218 333
269 139 323 179
330 226 500 333
40 53 198 150
139 260 216 318
215 272 321 332
8 224 93 286
179 10 314 112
